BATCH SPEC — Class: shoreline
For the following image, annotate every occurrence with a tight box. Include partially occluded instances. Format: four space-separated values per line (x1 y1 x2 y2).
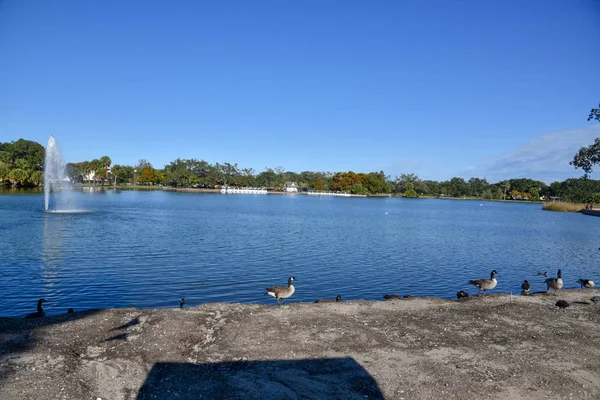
2 289 599 399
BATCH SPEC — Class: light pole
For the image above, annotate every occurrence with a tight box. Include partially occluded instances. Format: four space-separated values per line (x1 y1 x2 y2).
134 169 137 186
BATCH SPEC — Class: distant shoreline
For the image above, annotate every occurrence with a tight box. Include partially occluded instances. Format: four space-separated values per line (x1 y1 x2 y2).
0 185 547 205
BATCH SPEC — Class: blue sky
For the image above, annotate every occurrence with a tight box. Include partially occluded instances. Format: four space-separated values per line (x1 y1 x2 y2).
1 0 599 183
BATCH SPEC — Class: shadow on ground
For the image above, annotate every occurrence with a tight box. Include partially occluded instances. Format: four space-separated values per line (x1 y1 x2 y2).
137 357 383 400
0 310 102 387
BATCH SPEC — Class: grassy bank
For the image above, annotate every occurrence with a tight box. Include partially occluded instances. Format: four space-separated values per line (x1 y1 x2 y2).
541 201 585 212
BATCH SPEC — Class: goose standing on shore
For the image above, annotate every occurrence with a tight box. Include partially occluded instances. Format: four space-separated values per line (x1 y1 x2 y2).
25 299 47 319
521 280 531 295
456 290 470 300
383 294 402 300
265 276 296 305
179 298 186 309
545 269 563 295
468 270 498 296
577 279 595 289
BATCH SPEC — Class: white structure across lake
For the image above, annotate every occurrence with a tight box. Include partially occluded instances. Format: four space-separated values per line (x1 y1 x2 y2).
307 191 351 197
220 187 268 194
284 181 299 192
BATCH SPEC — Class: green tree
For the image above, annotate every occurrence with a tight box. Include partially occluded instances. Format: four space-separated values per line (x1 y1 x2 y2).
404 182 418 198
530 187 540 201
468 177 489 197
570 103 600 176
8 168 28 185
494 188 503 199
30 170 43 186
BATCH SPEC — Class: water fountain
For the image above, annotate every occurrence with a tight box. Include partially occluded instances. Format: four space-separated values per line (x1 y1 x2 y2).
44 136 76 212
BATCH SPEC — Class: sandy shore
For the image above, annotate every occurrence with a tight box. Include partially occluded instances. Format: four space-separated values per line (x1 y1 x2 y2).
1 289 600 400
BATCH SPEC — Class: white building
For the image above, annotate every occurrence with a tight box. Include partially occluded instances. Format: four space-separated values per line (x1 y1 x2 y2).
284 181 299 192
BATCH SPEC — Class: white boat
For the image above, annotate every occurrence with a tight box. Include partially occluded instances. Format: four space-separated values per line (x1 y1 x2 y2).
220 186 267 194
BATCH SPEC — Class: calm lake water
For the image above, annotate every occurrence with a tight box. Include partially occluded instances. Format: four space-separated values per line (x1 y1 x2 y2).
1 189 598 317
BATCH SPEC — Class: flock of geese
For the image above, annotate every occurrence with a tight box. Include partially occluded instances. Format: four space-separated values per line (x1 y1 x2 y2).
22 270 599 318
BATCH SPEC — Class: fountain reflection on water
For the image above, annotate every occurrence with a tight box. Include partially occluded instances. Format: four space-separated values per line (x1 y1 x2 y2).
44 136 86 213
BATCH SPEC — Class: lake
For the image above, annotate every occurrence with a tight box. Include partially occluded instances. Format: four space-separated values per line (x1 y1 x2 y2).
1 189 598 317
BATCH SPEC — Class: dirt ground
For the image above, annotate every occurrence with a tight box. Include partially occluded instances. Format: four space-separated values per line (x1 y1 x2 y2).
1 289 600 400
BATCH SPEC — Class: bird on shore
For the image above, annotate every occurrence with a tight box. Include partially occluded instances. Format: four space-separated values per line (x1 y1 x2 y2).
456 290 470 300
469 270 498 296
265 276 296 305
179 298 185 309
591 296 600 304
577 279 595 289
383 294 402 300
537 271 548 278
521 280 531 296
545 269 563 295
403 294 413 299
67 308 74 314
315 295 342 303
555 300 569 310
25 299 47 319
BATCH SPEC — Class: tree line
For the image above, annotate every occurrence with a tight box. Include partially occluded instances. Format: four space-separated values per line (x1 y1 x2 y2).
3 138 600 203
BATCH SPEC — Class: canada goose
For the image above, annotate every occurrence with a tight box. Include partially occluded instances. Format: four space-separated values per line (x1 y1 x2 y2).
383 294 402 300
403 294 413 299
315 295 342 303
67 308 74 314
469 270 498 296
456 290 470 300
537 271 548 278
521 280 531 295
179 298 185 309
577 279 595 288
545 269 563 295
265 276 296 305
555 300 569 310
591 296 600 304
25 299 47 319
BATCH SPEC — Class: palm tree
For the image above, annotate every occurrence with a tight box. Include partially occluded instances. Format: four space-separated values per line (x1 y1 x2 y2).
9 168 28 186
30 171 43 186
502 182 511 200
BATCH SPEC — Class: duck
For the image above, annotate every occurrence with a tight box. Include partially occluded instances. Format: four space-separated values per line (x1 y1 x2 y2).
545 269 563 295
179 298 186 309
577 279 595 289
25 298 47 319
265 276 296 305
537 271 548 278
468 270 498 296
315 295 342 303
591 296 600 304
456 290 470 300
67 308 74 314
383 294 402 300
521 280 531 295
555 300 569 310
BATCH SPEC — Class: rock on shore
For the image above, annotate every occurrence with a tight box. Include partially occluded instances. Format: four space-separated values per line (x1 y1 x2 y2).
1 289 600 399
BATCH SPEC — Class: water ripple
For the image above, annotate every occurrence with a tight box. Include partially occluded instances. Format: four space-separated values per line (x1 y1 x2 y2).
1 192 599 317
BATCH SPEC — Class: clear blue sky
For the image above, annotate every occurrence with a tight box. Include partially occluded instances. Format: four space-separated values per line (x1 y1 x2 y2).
1 0 599 183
